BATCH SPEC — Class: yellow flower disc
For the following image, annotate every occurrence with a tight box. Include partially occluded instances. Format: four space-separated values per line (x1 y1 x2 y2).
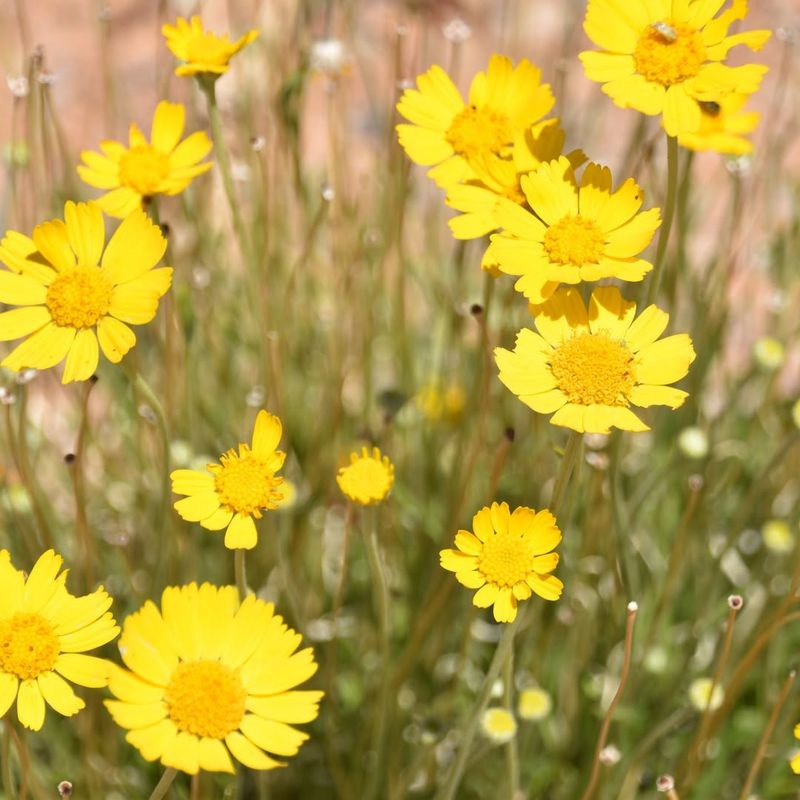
634 22 706 86
0 612 60 680
478 533 535 588
543 216 604 265
445 106 513 160
118 145 171 196
46 267 113 328
213 446 282 516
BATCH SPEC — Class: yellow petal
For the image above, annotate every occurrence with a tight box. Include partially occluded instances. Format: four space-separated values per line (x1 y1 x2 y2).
0 271 48 306
624 305 669 351
602 74 665 115
61 328 99 384
240 715 308 757
125 718 178 761
588 286 636 339
169 131 213 169
396 124 453 166
531 553 559 574
629 384 688 409
64 201 104 267
54 653 111 688
224 513 258 550
493 587 517 622
245 691 324 724
23 550 63 612
526 574 563 601
96 316 136 363
161 730 200 775
454 531 482 555
32 219 75 272
101 209 166 285
151 101 185 153
663 84 702 137
105 699 169 730
0 673 19 717
455 570 485 589
37 671 85 717
108 663 165 703
108 268 173 324
636 334 696 384
252 410 282 457
225 731 284 770
17 679 46 730
472 507 493 541
174 491 221 522
521 157 577 225
171 469 215 496
0 306 50 341
95 187 142 219
2 322 75 373
198 737 235 773
472 583 499 608
200 507 234 531
604 208 661 258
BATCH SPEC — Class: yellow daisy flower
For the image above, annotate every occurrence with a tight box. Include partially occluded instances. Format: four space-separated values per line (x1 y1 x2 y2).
78 101 213 219
486 157 661 303
170 410 285 551
579 0 770 137
792 724 800 774
0 201 172 384
677 94 760 154
162 16 259 78
396 55 555 188
480 707 517 744
105 583 322 775
336 446 394 505
440 502 563 623
0 549 118 731
495 286 696 434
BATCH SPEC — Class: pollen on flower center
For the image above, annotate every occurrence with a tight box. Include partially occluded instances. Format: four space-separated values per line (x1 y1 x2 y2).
478 532 534 587
446 106 513 160
119 145 170 196
212 446 280 516
544 215 604 265
46 267 113 329
634 21 706 86
0 612 60 680
550 333 636 406
164 660 246 740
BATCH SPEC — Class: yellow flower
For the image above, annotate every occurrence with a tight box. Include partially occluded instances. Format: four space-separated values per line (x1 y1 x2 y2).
486 157 661 302
336 447 394 505
0 549 118 731
396 55 555 188
518 687 552 721
753 336 785 370
0 202 172 383
415 382 466 422
105 583 322 775
162 16 259 78
677 94 760 154
579 0 770 137
792 724 800 774
440 502 563 623
480 707 517 744
688 677 723 711
761 520 794 554
495 286 695 434
171 411 285 550
78 101 213 218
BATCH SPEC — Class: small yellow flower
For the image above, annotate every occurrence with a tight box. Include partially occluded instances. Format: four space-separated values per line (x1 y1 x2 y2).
517 687 552 721
688 677 723 711
761 520 794 554
791 724 800 774
105 583 322 775
336 447 394 505
0 201 172 383
78 101 213 218
677 426 709 459
677 94 760 155
162 16 259 78
415 383 466 422
753 336 785 370
440 502 563 623
170 410 285 550
0 549 118 731
793 399 800 430
480 707 517 744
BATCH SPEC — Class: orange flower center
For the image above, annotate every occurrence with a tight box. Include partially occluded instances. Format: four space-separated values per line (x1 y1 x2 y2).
212 445 282 516
446 106 513 160
634 21 706 86
544 216 604 265
0 612 60 680
46 266 113 328
119 145 170 196
550 333 636 406
478 531 533 587
164 660 246 739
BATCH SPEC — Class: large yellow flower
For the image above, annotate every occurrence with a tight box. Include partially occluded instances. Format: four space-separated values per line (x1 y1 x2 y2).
486 157 660 302
105 583 322 775
677 94 759 155
162 16 259 78
579 0 770 137
495 286 695 433
396 55 555 188
0 549 118 731
78 101 213 218
440 502 563 623
0 202 172 383
171 410 285 550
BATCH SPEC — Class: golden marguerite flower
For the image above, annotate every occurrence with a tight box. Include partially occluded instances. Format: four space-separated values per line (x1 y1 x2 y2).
105 583 322 775
579 0 770 137
336 446 394 505
677 94 760 155
486 157 660 302
792 724 800 774
162 16 259 78
171 410 285 550
396 55 555 188
495 286 696 434
78 101 213 218
440 502 563 623
0 201 172 383
0 549 118 731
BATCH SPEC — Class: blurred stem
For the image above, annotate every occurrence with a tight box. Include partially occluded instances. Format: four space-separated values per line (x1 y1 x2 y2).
235 549 249 600
503 648 519 799
148 767 178 800
1 720 15 800
646 134 678 305
551 431 582 514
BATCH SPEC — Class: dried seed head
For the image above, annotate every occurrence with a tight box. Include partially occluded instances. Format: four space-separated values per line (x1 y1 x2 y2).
656 774 675 792
728 595 743 610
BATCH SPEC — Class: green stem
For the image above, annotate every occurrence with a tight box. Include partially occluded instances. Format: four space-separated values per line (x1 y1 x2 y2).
503 648 519 799
1 720 16 800
646 134 679 305
235 549 249 600
147 766 178 800
551 431 583 514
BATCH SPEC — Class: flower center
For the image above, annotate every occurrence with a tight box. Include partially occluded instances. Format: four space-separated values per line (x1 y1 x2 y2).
119 145 170 196
478 531 534 587
0 612 60 680
544 216 604 265
550 333 636 406
212 445 281 516
446 106 513 160
46 266 113 328
164 660 246 739
186 34 231 67
634 21 706 86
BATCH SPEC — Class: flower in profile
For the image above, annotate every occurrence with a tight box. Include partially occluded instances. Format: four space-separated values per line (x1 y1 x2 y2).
0 549 118 731
677 95 760 155
495 286 695 434
688 677 723 711
486 157 661 302
0 202 172 383
518 687 552 721
162 16 259 78
105 583 322 775
171 410 285 550
440 502 563 623
480 707 517 744
396 55 554 188
579 0 770 137
78 101 213 218
791 725 800 774
336 447 394 505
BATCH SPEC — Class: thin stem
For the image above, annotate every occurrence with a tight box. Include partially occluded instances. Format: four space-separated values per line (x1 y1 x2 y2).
551 431 583 514
1 720 16 800
147 766 178 800
646 134 679 305
503 647 519 800
234 549 248 600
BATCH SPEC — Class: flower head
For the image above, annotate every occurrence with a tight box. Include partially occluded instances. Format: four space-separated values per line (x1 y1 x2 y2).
171 410 285 550
480 707 517 744
105 583 322 775
761 519 794 554
0 202 172 383
688 677 723 711
495 286 695 434
677 94 760 154
579 0 770 137
162 16 259 78
415 382 466 422
486 157 661 302
440 502 563 623
336 447 394 505
792 724 800 774
396 55 555 188
518 687 552 720
78 101 213 218
0 549 118 731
